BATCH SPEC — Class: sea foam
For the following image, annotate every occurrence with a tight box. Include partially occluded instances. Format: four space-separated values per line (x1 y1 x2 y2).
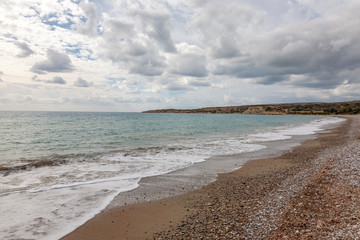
0 114 346 239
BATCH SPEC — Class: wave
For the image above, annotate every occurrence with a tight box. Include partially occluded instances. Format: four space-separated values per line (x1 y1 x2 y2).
1 117 344 179
0 115 346 240
0 176 141 196
0 157 69 176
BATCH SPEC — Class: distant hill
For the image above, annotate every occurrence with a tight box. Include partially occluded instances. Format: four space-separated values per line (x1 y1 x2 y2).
143 100 360 115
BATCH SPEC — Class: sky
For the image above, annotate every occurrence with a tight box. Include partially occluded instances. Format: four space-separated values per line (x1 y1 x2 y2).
0 0 360 112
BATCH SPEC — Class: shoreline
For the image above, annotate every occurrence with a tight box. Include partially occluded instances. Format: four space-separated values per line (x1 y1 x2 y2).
62 116 358 239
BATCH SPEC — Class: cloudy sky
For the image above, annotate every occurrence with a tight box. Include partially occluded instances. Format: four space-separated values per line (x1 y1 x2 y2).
0 0 360 112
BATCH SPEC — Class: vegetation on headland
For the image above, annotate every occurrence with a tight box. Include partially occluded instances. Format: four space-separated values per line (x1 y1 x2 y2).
143 100 360 115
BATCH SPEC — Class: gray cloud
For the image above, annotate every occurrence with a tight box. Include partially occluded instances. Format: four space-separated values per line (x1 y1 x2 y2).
209 2 360 89
193 1 266 59
99 9 177 77
165 83 192 91
77 1 98 37
100 18 167 76
156 77 212 92
31 49 74 74
47 76 66 84
126 41 148 57
187 79 211 87
128 56 166 76
255 75 288 85
132 10 176 53
104 19 134 40
210 36 240 59
169 53 208 77
0 71 3 82
74 77 92 87
191 0 208 7
14 41 34 58
32 75 67 84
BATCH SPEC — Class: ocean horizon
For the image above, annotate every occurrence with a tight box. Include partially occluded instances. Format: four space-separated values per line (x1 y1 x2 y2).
0 112 345 239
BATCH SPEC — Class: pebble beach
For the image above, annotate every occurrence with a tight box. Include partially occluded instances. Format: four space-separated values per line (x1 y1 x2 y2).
64 115 360 240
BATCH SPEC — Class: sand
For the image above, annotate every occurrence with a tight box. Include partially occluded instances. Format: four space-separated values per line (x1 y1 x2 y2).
62 116 360 239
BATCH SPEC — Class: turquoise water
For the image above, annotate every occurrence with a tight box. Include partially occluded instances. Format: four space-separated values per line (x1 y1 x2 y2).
0 111 322 164
0 112 345 240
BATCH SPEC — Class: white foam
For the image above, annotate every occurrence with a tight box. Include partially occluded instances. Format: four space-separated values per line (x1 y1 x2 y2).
0 178 140 240
245 117 346 143
245 132 292 142
0 116 346 239
0 135 266 239
278 117 345 136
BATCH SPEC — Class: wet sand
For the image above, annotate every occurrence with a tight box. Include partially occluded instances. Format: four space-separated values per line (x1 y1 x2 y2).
63 116 359 239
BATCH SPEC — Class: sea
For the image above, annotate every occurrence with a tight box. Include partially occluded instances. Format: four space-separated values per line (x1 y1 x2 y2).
0 111 345 239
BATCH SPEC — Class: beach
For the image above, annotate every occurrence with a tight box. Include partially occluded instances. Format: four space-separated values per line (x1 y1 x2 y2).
2 113 346 239
3 1 360 239
62 116 360 239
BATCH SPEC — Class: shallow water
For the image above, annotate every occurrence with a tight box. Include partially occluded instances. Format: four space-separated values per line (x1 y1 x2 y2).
0 112 345 239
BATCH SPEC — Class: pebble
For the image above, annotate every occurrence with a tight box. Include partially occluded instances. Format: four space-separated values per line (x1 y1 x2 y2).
154 116 360 239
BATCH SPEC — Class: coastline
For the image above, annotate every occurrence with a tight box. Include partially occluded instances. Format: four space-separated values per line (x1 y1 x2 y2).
62 116 359 239
142 100 360 115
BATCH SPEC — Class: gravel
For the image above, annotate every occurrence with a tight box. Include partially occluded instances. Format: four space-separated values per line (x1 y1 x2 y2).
154 116 360 239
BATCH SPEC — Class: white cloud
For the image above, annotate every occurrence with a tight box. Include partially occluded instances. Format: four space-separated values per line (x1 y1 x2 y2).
1 0 360 111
